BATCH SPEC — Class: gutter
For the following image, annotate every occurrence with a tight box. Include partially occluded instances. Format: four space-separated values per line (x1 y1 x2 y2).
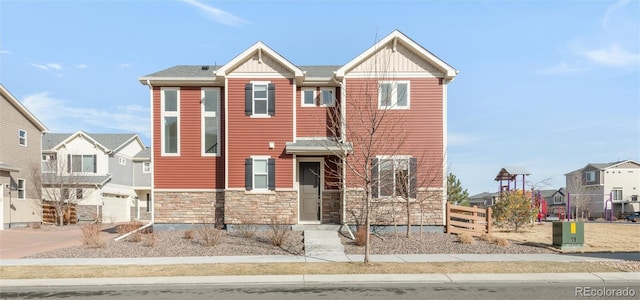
116 80 155 241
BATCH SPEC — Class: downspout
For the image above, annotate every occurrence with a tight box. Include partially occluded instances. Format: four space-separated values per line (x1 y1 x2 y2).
116 80 154 240
333 77 353 239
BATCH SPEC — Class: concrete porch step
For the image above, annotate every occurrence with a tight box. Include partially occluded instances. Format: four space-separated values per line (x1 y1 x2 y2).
292 224 341 231
303 230 345 257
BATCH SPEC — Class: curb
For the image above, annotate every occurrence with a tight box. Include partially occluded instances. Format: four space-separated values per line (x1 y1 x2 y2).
1 272 639 287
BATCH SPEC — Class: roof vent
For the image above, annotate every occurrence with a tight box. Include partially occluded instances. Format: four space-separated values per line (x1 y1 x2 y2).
201 66 209 70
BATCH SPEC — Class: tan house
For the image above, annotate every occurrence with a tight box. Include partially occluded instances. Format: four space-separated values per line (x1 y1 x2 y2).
565 160 640 218
0 84 48 229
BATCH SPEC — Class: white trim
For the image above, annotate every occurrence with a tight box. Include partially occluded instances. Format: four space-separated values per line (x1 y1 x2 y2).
224 77 229 190
378 80 410 110
292 79 297 141
250 81 271 117
215 41 304 83
18 129 27 146
226 73 290 79
301 88 316 107
442 79 448 225
0 84 48 132
344 72 441 79
16 178 26 200
160 87 180 156
251 155 271 191
319 87 336 107
296 157 324 224
201 87 221 156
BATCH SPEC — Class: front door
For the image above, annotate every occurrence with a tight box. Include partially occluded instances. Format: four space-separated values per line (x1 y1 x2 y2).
299 162 320 222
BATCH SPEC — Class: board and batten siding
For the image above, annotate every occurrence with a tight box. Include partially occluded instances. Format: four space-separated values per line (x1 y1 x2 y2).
343 77 444 188
152 86 225 189
226 78 294 189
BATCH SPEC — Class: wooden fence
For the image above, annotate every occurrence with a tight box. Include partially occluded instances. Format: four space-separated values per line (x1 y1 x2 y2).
42 202 77 224
445 203 492 237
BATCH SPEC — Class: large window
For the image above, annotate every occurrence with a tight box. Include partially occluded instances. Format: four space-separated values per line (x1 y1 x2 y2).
18 129 27 146
245 157 275 191
162 88 179 155
379 81 409 109
68 154 96 173
17 179 25 199
374 156 417 198
202 88 220 155
612 188 623 201
245 82 275 116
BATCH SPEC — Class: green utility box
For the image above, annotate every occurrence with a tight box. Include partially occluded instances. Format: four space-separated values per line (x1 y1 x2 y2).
552 221 584 249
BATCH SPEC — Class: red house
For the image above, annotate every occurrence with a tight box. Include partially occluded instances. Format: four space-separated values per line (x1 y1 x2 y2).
139 30 457 229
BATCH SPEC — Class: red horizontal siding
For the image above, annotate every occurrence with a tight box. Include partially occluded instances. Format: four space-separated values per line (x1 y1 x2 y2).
227 78 294 188
344 78 444 188
153 86 225 189
296 87 340 138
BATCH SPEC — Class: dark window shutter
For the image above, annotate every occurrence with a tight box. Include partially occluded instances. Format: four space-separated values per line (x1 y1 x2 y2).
409 157 417 198
93 154 97 173
371 158 378 198
267 83 275 116
67 154 71 173
245 158 253 190
268 158 276 191
245 83 253 116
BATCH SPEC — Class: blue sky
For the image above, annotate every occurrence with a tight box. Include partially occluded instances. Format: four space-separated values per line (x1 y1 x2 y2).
1 0 638 195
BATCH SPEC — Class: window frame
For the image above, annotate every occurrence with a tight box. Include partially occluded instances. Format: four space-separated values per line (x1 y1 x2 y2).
252 82 270 117
378 81 410 110
118 157 126 166
18 129 27 146
301 88 316 107
69 154 96 173
201 87 220 156
17 178 25 199
554 195 563 204
142 161 151 173
376 155 413 198
161 87 180 156
612 188 623 201
319 87 336 107
585 171 596 183
252 156 270 191
42 153 57 173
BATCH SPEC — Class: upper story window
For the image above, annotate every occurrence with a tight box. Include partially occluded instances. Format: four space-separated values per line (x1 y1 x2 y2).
245 157 275 191
68 154 96 173
202 88 220 156
612 188 623 201
373 156 417 198
584 171 596 183
19 129 27 146
320 88 335 107
245 82 275 117
301 88 336 107
42 153 57 173
554 195 563 204
379 81 410 109
162 88 180 155
301 88 316 107
17 179 25 199
142 162 151 173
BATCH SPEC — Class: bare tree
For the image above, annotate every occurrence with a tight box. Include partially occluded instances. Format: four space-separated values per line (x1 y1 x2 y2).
31 153 92 226
565 172 592 220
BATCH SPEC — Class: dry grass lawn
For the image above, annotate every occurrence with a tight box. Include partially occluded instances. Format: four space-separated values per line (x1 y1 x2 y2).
0 261 622 280
492 222 640 253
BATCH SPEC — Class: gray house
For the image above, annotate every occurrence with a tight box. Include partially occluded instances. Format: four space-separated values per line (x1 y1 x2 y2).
0 84 48 229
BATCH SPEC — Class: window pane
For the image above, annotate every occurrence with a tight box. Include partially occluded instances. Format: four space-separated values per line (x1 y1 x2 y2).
164 90 178 111
204 116 218 153
72 155 82 172
83 155 95 172
321 90 333 105
164 116 178 153
254 174 268 189
255 99 267 114
380 83 391 107
303 90 314 105
254 84 267 99
254 159 267 173
203 90 218 112
397 83 408 107
379 159 393 197
17 179 24 189
395 169 409 197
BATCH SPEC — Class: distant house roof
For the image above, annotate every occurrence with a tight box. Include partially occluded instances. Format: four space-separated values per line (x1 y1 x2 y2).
43 131 144 153
564 160 640 175
1 84 48 132
133 147 151 160
495 166 530 181
43 174 112 186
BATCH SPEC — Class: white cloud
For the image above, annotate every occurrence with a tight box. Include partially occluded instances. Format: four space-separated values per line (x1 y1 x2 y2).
582 45 640 67
76 64 88 69
21 92 150 138
537 61 585 74
30 63 63 71
0 50 12 55
120 63 131 69
181 0 247 26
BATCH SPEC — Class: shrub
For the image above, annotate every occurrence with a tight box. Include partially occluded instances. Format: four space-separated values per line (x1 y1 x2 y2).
183 229 194 240
495 237 510 247
144 233 158 247
116 222 143 234
492 191 537 232
458 233 475 244
81 223 107 248
355 226 367 247
480 233 496 243
236 224 258 238
197 221 223 247
267 221 289 247
127 231 144 243
30 223 42 230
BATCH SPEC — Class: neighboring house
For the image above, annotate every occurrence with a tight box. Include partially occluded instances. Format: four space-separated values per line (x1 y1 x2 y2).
565 160 640 218
534 188 566 219
41 131 151 223
468 192 498 208
0 84 48 229
139 30 457 228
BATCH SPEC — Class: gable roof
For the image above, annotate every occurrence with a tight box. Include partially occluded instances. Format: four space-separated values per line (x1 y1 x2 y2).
335 30 458 80
564 160 640 175
495 166 530 181
139 65 221 85
215 41 304 84
0 84 48 132
43 131 144 153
